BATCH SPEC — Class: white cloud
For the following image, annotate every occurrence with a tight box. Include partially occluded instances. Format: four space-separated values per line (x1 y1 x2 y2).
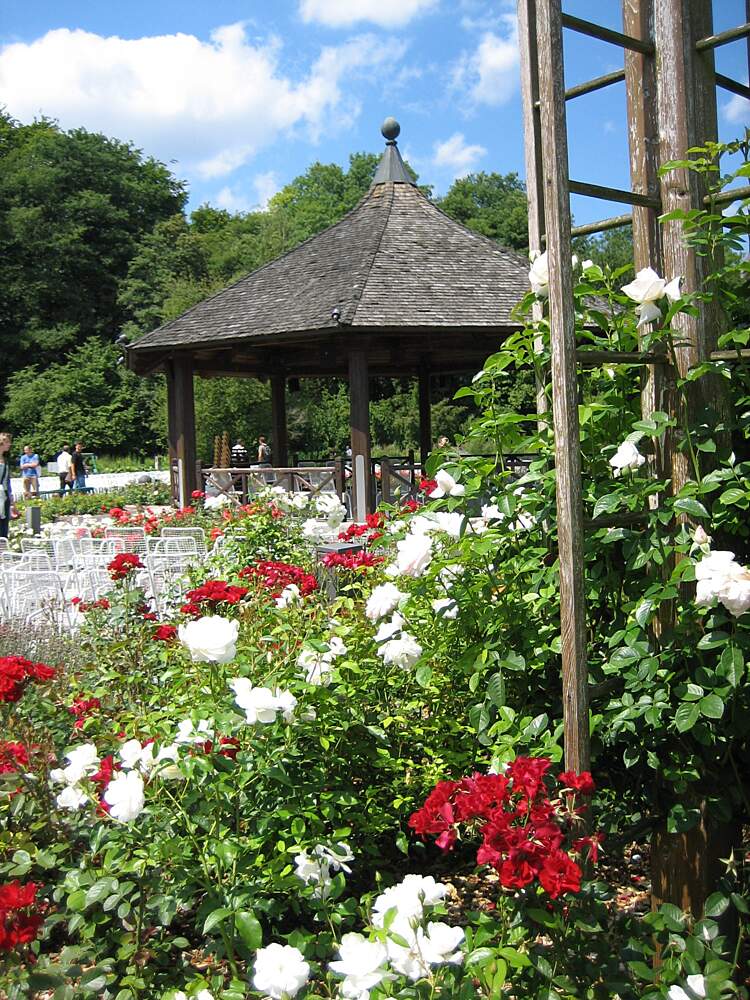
724 91 750 124
299 0 437 28
0 24 402 180
451 16 519 107
433 132 486 177
253 171 280 209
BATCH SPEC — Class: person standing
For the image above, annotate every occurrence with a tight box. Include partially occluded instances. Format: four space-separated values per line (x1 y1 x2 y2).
257 436 272 465
71 442 87 491
19 445 41 497
0 433 16 539
56 444 73 494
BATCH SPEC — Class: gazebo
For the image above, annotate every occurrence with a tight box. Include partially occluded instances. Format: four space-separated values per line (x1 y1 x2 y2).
127 118 530 514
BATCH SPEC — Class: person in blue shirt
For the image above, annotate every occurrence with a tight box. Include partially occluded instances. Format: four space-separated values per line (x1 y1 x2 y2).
19 444 41 497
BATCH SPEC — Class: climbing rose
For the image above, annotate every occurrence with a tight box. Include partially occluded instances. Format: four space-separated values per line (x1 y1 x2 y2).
609 440 645 477
429 469 465 499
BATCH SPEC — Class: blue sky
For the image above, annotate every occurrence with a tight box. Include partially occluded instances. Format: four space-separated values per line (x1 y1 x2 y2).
1 0 748 226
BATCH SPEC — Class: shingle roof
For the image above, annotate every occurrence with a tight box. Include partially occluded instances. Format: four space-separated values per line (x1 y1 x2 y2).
130 166 530 355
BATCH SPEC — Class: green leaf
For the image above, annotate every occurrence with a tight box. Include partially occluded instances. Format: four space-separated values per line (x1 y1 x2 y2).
487 672 505 708
719 487 747 505
85 879 114 908
593 493 621 519
718 645 744 687
673 498 709 519
203 907 232 935
235 910 263 951
675 702 699 732
704 892 730 918
699 693 724 719
415 665 433 687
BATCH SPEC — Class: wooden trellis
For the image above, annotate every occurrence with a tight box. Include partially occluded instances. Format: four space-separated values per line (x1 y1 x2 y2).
518 0 750 775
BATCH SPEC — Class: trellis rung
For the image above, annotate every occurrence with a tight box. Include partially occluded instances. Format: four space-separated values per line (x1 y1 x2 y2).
571 213 633 238
695 22 750 51
575 350 667 366
703 184 750 206
561 12 654 55
568 179 660 209
535 69 626 108
715 73 750 101
710 349 750 362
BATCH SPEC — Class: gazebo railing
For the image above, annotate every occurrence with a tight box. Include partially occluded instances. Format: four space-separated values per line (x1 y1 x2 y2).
201 464 345 504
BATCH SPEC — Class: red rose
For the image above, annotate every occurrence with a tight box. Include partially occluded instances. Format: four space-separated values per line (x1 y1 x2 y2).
153 625 178 642
107 552 144 580
558 771 596 796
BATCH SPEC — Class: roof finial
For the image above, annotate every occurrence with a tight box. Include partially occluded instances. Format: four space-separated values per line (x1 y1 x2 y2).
381 117 401 145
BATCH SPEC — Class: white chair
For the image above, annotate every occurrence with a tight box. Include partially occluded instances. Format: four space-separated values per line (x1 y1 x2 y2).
161 526 207 558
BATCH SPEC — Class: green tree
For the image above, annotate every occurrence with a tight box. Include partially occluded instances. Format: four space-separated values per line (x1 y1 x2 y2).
436 171 529 250
1 338 163 459
0 112 185 404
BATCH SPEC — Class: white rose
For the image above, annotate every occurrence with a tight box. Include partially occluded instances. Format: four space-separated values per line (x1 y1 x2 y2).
230 679 279 725
378 632 422 670
429 469 465 499
204 494 231 510
529 250 549 297
329 933 391 998
366 582 406 621
389 534 433 578
178 616 238 663
60 743 100 784
275 584 301 609
622 266 667 304
104 770 145 823
432 598 458 619
56 784 89 811
253 943 310 1000
608 440 646 477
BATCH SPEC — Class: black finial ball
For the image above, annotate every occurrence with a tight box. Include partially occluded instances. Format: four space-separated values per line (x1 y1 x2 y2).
381 117 400 141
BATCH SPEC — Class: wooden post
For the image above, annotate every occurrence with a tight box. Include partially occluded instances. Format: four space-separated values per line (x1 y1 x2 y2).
380 457 392 505
418 364 432 464
651 0 735 919
166 355 197 506
518 0 549 425
623 0 672 484
349 350 372 519
536 0 590 774
271 374 289 469
334 457 345 501
654 0 728 495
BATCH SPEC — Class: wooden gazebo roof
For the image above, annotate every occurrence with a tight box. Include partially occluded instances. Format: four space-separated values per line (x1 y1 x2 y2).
128 127 530 379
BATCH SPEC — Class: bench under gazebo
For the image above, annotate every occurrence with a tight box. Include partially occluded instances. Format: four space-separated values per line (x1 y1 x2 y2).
127 119 530 515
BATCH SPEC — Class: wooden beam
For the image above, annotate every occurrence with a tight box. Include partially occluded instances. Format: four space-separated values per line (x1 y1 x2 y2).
167 356 197 505
518 0 549 426
568 178 660 209
271 374 288 469
537 0 590 774
695 21 750 51
418 364 432 464
715 73 750 101
349 350 372 518
561 11 654 54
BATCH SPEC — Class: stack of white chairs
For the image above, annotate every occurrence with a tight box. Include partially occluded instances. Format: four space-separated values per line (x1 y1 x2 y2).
104 526 148 557
146 536 199 614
